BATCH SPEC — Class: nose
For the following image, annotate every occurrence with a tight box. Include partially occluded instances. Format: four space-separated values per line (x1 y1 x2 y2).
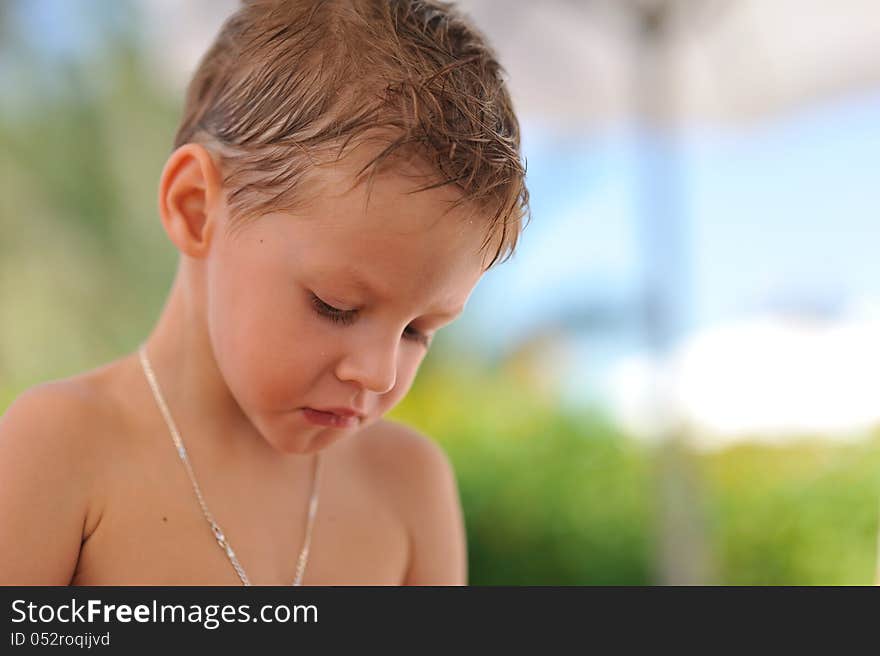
334 332 399 395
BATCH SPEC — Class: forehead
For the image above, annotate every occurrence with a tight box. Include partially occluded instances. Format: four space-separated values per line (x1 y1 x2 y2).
252 147 493 311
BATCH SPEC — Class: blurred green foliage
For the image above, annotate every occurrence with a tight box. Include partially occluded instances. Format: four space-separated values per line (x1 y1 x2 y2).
390 361 655 585
699 436 880 584
2 2 879 585
0 18 179 396
392 362 880 585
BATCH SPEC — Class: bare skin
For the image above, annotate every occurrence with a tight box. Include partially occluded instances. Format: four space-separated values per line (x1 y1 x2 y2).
0 138 494 585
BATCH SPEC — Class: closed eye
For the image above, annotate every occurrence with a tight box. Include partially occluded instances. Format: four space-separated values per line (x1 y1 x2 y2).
310 294 356 325
309 293 432 347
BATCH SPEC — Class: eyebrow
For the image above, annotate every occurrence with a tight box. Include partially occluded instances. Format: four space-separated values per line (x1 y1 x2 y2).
331 267 465 320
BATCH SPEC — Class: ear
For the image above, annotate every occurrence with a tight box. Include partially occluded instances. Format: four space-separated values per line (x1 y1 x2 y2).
157 143 225 258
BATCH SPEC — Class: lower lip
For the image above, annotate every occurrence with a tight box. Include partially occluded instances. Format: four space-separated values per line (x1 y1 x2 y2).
301 408 359 428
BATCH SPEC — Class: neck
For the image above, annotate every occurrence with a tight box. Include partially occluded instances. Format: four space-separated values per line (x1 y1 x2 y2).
140 262 278 466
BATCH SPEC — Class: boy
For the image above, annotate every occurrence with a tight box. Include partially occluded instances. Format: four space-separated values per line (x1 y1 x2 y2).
0 0 528 585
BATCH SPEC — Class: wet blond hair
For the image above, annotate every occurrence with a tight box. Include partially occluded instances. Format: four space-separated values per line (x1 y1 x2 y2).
174 0 530 269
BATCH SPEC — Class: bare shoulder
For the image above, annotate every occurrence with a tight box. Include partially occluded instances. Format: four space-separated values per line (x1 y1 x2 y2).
355 418 453 478
0 366 125 584
351 418 457 510
1 376 111 457
1 361 128 456
351 419 467 585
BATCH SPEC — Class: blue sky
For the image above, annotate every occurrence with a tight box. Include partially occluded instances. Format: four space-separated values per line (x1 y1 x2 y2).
463 88 880 406
686 91 880 327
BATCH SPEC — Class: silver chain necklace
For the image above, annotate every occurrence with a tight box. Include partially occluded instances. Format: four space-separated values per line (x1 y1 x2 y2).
138 345 321 586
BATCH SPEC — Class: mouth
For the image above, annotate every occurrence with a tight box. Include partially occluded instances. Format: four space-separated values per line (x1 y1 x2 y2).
301 407 362 428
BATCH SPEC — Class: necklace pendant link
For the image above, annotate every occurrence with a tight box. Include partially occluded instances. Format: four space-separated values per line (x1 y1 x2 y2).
211 522 226 548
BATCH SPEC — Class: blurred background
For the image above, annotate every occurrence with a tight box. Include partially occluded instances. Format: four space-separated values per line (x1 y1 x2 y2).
2 0 880 584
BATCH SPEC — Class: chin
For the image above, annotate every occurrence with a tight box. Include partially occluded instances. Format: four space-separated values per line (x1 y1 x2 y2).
265 428 344 455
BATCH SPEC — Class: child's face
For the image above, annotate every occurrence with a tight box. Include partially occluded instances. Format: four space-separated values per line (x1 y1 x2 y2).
204 151 491 455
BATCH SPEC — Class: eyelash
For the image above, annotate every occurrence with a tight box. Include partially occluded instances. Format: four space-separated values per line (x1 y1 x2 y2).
309 294 432 347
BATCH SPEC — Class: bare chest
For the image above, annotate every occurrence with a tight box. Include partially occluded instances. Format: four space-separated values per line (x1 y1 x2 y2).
71 430 409 586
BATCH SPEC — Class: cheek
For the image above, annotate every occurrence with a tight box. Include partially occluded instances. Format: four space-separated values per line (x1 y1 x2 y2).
205 253 329 411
